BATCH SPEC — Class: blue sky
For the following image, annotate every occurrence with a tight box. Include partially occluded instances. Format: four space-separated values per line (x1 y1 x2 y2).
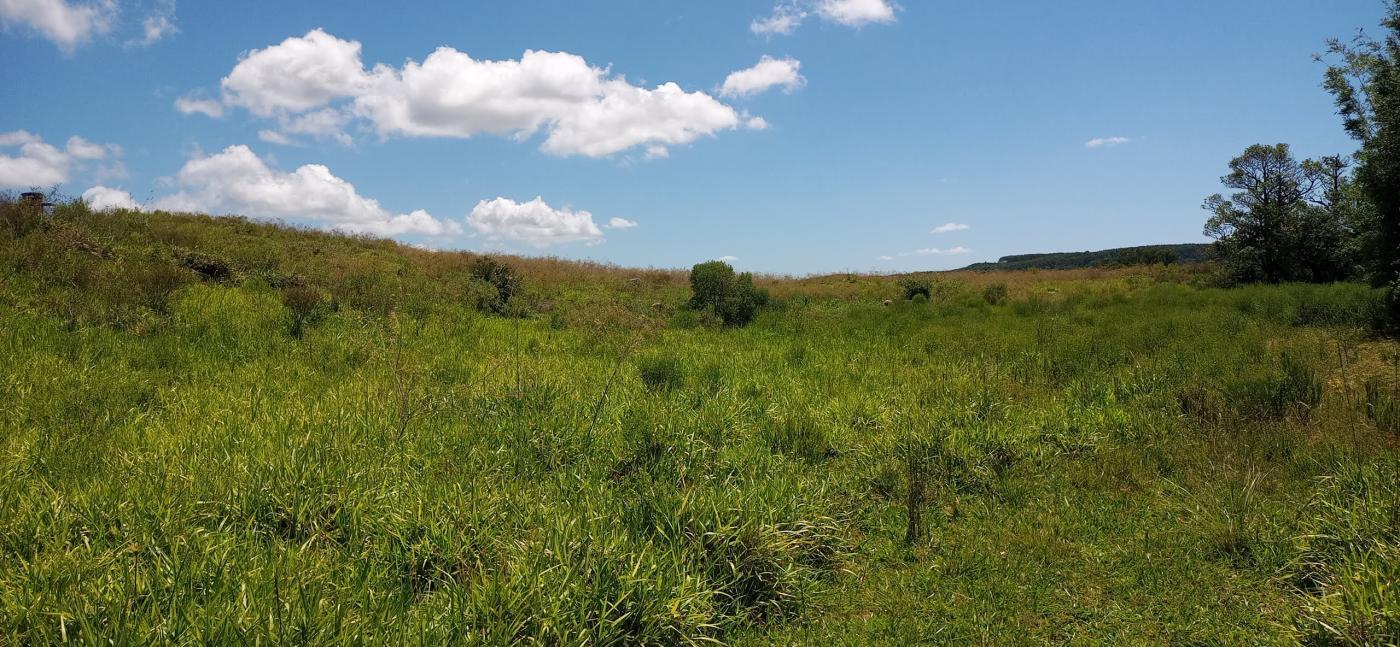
0 0 1387 274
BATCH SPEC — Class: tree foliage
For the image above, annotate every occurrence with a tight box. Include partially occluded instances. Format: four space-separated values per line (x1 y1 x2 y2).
1203 144 1362 284
688 260 768 326
1321 0 1400 328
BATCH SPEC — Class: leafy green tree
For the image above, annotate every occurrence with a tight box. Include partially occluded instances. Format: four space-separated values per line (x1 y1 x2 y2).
1203 144 1358 284
689 261 736 311
688 260 768 326
1321 1 1400 329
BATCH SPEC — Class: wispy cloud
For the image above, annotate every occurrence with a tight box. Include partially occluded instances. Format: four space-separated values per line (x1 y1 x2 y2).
752 0 897 36
128 1 177 48
931 222 969 234
1085 136 1132 149
0 0 115 53
878 247 971 260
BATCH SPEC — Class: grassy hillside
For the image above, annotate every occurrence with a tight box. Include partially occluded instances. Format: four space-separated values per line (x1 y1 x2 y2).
1 201 1397 644
958 244 1214 272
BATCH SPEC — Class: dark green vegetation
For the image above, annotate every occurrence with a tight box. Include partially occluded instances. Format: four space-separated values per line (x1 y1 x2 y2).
687 260 769 327
1324 2 1400 326
1 200 1397 644
957 244 1212 272
1204 145 1367 285
1206 1 1400 332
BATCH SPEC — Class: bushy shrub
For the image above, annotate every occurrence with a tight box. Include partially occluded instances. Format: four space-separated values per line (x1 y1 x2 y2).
689 261 736 310
0 194 44 238
982 283 1009 305
470 256 520 315
688 261 768 327
637 354 683 392
282 285 324 338
898 278 931 301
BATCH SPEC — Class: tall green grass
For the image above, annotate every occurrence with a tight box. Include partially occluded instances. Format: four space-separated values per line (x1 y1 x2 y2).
0 203 1396 644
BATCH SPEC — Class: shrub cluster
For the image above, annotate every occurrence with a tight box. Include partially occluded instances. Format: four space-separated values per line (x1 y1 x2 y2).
282 286 325 338
470 256 521 316
688 260 768 326
898 278 931 301
982 283 1009 305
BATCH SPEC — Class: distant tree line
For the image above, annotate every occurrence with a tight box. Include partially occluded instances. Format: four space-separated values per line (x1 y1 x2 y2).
959 244 1213 272
1205 1 1399 332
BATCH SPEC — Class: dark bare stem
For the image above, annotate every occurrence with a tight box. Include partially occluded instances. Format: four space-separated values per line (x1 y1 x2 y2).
905 449 925 546
514 311 522 399
583 339 637 453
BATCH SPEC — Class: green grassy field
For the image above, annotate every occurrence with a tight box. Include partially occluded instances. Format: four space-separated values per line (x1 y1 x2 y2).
1 203 1398 644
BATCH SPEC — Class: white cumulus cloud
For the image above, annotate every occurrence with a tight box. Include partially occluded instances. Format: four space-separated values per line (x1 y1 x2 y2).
151 144 459 237
931 222 969 234
539 80 748 157
751 0 896 35
0 0 115 52
64 135 107 159
221 28 370 117
815 0 897 27
82 185 139 210
721 56 805 98
184 29 755 158
467 196 605 247
0 130 116 188
260 107 354 146
1085 136 1132 149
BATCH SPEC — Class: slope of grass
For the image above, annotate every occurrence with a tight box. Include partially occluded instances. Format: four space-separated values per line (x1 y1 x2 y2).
0 202 1396 644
